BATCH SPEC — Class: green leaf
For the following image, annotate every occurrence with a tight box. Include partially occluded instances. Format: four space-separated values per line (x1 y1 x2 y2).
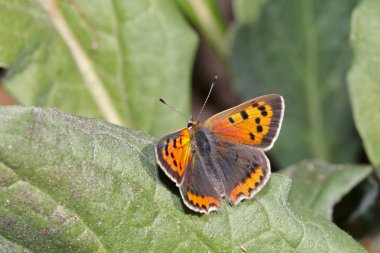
348 0 380 176
232 0 267 24
229 0 360 166
0 235 31 253
0 106 365 252
281 160 372 220
0 0 197 137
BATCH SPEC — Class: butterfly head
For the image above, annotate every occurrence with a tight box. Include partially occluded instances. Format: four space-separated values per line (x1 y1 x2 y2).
187 116 200 129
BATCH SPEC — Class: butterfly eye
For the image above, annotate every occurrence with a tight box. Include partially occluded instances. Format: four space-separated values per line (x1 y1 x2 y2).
187 123 193 128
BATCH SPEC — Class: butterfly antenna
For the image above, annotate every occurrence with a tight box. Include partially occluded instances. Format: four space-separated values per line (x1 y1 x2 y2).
159 98 188 120
196 75 217 121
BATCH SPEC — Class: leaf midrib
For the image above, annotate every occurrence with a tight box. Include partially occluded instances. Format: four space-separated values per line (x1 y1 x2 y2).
38 0 127 127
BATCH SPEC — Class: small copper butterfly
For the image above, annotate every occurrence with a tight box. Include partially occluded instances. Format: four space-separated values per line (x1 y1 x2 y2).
155 89 284 214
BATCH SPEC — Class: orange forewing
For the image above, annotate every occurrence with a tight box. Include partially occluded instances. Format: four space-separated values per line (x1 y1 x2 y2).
156 128 192 184
211 103 273 145
203 95 283 149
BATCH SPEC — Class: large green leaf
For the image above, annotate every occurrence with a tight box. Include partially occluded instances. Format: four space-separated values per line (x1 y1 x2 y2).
230 0 360 166
281 160 372 220
348 0 380 176
0 0 197 136
0 106 365 252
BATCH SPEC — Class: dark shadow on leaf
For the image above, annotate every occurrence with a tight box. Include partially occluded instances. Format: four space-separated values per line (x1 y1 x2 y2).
157 165 191 214
138 141 178 194
183 206 203 217
139 142 189 213
138 142 157 181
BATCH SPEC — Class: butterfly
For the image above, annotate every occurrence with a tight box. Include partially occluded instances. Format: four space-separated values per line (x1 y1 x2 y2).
155 94 284 214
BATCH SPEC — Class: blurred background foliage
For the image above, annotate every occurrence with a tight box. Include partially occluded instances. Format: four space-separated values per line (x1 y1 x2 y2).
1 0 380 251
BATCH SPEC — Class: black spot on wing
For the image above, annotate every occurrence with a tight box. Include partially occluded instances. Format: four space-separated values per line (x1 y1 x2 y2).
258 106 266 111
240 111 249 120
229 117 235 123
255 117 260 124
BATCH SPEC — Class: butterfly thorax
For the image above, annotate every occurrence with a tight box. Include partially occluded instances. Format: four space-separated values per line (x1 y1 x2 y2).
187 114 219 157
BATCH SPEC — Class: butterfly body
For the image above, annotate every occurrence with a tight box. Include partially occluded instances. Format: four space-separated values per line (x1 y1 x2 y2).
155 94 284 214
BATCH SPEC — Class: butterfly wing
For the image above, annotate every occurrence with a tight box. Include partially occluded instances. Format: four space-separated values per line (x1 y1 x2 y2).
215 140 271 205
180 154 222 214
203 94 284 150
155 128 192 185
156 128 222 214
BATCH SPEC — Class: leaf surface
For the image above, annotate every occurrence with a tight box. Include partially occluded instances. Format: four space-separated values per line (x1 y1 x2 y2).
348 0 380 176
0 0 197 136
282 160 372 219
0 106 365 252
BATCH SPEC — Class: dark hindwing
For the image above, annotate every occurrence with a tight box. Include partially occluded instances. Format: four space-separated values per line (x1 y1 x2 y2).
215 140 271 205
155 128 192 185
180 154 222 214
